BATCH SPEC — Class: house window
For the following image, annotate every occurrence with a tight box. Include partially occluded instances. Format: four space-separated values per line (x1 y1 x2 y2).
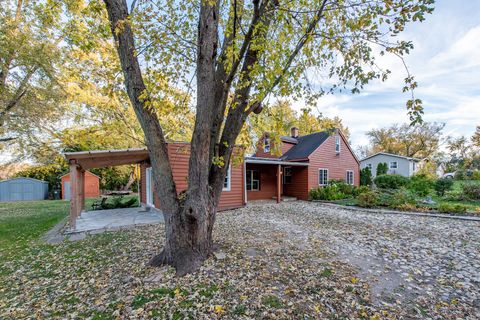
246 170 260 191
346 170 354 185
264 137 270 153
366 163 372 170
284 167 292 184
223 165 231 191
318 169 328 186
389 161 398 169
412 162 416 171
335 136 341 153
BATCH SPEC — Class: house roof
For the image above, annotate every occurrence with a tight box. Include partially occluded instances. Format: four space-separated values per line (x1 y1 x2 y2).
360 152 422 162
281 131 330 161
245 157 309 166
0 177 48 184
280 136 298 144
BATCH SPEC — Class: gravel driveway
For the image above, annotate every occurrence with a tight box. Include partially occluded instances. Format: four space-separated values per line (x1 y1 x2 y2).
244 201 480 318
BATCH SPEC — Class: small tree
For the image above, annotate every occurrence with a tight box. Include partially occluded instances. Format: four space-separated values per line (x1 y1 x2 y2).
376 163 388 176
360 167 373 186
434 178 453 196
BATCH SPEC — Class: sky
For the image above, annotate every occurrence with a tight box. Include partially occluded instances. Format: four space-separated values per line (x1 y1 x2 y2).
291 0 480 150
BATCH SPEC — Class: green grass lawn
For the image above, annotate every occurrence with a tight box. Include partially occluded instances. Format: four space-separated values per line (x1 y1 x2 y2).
0 200 68 253
0 195 139 259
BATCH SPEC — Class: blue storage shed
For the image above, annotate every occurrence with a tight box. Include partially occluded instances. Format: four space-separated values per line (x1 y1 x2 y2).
0 177 49 202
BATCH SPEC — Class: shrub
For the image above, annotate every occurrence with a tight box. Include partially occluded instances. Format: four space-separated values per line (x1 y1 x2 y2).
454 170 466 180
374 174 409 189
443 190 464 201
437 203 468 214
309 185 346 201
330 180 356 196
434 178 454 196
376 163 388 176
360 167 373 186
309 180 361 201
375 189 416 208
409 174 434 196
462 182 480 200
102 196 139 209
357 191 379 208
472 170 480 181
354 185 371 196
388 189 417 208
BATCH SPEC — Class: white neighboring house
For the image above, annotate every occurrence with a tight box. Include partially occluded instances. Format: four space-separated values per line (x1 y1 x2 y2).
360 152 422 178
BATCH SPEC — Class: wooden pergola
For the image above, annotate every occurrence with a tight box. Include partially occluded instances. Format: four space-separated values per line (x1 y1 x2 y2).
64 148 150 230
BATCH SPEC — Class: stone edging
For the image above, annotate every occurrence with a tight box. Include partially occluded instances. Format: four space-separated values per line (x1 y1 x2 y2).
313 201 480 222
42 217 68 244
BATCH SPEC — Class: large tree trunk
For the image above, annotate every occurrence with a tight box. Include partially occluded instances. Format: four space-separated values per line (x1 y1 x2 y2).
150 196 216 275
150 0 220 274
104 0 220 275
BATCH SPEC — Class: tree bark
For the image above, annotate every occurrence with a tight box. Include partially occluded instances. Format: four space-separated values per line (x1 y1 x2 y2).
104 0 219 275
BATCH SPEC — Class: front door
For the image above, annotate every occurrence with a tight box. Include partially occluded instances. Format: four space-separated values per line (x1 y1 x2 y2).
145 167 154 207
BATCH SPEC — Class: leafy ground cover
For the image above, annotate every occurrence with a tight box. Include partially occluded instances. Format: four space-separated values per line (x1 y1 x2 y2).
1 201 479 319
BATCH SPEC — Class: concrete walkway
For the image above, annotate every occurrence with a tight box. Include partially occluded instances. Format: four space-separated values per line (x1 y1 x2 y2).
69 207 164 234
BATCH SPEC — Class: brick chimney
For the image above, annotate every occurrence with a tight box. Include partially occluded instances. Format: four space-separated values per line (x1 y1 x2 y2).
291 127 299 138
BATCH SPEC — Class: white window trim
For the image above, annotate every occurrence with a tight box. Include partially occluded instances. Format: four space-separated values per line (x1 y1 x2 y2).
223 165 231 191
366 163 372 170
283 166 292 184
318 168 329 186
335 136 341 153
246 169 260 191
389 161 398 169
264 137 270 153
346 170 354 185
145 167 154 207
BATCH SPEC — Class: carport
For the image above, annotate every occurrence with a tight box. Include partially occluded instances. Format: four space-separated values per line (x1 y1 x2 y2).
64 148 150 230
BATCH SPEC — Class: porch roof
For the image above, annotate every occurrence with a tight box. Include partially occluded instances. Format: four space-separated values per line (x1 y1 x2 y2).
64 148 149 169
245 156 309 166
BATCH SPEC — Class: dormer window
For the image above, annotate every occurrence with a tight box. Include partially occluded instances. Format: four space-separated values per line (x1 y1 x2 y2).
335 136 341 154
264 137 270 153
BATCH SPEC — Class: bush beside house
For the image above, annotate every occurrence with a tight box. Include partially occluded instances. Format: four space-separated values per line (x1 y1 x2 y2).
310 173 480 216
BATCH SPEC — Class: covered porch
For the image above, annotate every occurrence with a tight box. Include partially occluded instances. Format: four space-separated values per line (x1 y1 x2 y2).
245 157 309 203
64 148 150 230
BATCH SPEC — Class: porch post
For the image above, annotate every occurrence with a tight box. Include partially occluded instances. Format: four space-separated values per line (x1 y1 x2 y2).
276 164 281 203
79 169 85 213
69 160 79 229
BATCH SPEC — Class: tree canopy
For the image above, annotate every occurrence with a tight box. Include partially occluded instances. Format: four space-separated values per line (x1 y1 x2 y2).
0 0 68 148
365 122 445 158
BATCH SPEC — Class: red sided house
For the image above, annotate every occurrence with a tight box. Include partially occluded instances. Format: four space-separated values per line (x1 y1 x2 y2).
245 128 360 201
63 128 358 229
64 143 245 229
